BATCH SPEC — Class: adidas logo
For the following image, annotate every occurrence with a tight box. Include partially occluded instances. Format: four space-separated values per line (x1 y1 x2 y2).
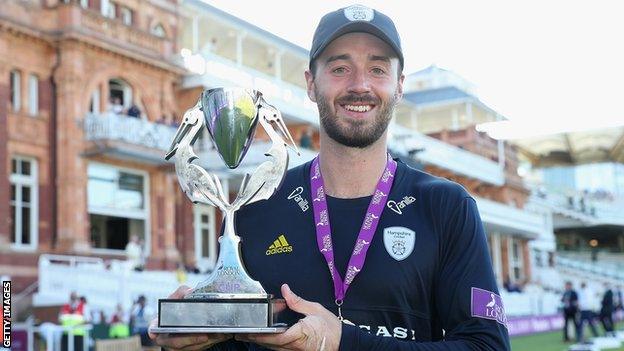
265 234 293 256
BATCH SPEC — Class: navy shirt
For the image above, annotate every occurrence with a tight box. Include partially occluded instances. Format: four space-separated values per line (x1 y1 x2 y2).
217 159 510 350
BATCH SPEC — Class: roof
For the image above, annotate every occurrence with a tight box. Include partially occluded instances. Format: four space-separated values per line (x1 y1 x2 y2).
404 86 472 105
186 0 310 57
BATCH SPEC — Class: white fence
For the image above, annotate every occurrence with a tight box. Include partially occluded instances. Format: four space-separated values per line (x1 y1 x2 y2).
35 255 204 316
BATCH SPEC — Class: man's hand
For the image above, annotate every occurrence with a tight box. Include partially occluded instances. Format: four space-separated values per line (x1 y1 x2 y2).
149 285 233 350
236 284 342 351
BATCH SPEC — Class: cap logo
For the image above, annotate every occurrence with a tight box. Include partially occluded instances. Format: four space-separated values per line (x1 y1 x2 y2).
344 5 374 22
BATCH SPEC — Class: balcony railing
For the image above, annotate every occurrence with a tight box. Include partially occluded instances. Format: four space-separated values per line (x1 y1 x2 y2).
84 112 178 153
475 196 550 238
390 123 505 185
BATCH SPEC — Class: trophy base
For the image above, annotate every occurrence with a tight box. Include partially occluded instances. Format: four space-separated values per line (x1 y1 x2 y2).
149 326 288 334
151 295 290 334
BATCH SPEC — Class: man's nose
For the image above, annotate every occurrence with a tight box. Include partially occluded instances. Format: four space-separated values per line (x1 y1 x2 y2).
347 69 371 94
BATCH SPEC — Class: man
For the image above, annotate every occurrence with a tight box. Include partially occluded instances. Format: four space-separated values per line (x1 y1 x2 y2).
131 295 155 346
561 281 579 342
59 292 87 351
599 284 615 337
152 4 509 350
577 282 599 342
125 234 143 271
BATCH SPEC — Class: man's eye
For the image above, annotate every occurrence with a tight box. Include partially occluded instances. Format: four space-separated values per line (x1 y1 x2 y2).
333 67 346 74
372 68 386 75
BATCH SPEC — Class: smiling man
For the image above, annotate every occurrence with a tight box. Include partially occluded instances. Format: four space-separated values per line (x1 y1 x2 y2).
152 4 510 351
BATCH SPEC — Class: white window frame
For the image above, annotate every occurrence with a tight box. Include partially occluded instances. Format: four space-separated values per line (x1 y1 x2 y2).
489 232 503 285
10 70 21 112
10 156 38 251
194 205 217 271
120 7 132 26
101 0 115 19
508 237 525 282
87 162 151 255
28 74 39 116
90 89 100 114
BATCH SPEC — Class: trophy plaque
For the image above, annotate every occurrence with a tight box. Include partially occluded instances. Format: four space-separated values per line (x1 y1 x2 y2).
150 88 299 333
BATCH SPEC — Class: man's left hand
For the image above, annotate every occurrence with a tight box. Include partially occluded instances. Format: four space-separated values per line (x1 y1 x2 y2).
236 284 342 351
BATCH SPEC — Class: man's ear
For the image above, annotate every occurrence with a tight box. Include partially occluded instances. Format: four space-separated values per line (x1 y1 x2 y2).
304 70 317 102
396 72 405 100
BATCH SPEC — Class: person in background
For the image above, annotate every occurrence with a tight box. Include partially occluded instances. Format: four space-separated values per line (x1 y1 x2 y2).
561 281 579 342
126 103 141 118
577 282 599 342
131 295 154 346
108 97 124 114
109 303 130 339
299 126 314 149
599 283 615 337
59 292 86 351
125 234 143 271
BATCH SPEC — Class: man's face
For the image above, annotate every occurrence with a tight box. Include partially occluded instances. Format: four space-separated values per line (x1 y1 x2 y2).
305 32 404 148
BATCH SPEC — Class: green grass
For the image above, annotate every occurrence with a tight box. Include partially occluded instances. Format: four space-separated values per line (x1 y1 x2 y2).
512 329 624 351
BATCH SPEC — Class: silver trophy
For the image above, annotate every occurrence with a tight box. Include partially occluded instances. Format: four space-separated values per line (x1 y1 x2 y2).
151 88 299 333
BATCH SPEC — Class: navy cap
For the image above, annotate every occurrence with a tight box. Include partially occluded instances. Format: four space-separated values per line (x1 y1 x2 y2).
309 4 404 70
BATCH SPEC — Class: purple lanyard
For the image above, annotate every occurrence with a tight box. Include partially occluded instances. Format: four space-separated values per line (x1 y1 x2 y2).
310 155 397 312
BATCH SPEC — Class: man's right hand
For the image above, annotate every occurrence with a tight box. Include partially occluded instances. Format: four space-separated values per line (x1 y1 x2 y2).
149 285 233 350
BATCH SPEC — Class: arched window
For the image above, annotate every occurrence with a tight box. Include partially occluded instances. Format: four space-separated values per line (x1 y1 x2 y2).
151 23 166 38
108 78 133 115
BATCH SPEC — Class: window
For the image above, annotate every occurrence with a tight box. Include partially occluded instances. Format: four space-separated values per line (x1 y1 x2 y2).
80 0 89 9
151 23 166 38
194 205 216 271
87 163 149 252
10 157 38 249
120 7 132 25
10 70 21 112
90 89 100 114
509 238 524 282
101 0 115 19
28 74 39 116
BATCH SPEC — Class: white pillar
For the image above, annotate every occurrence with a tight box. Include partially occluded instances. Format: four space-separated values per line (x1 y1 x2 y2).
496 114 505 169
275 51 283 81
192 16 199 52
236 33 246 67
410 109 418 130
465 102 473 125
451 107 459 131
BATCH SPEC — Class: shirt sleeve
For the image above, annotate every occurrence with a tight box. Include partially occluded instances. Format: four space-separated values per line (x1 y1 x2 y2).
338 197 510 351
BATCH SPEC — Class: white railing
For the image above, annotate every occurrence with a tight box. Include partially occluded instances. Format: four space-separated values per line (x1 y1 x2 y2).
475 197 551 238
83 113 180 152
556 256 624 281
389 124 505 186
500 290 561 317
182 51 319 125
11 321 92 351
35 255 204 317
529 190 624 226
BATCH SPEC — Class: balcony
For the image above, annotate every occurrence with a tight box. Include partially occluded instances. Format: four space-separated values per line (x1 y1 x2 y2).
475 196 550 238
83 113 316 169
83 113 179 164
390 123 505 186
180 51 319 126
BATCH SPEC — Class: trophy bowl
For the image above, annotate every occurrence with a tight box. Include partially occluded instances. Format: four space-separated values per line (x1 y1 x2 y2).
150 88 299 333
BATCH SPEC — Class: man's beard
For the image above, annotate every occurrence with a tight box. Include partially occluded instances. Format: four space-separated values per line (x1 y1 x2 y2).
316 87 399 148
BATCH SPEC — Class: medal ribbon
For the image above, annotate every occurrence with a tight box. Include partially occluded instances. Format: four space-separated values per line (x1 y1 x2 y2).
310 155 397 304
